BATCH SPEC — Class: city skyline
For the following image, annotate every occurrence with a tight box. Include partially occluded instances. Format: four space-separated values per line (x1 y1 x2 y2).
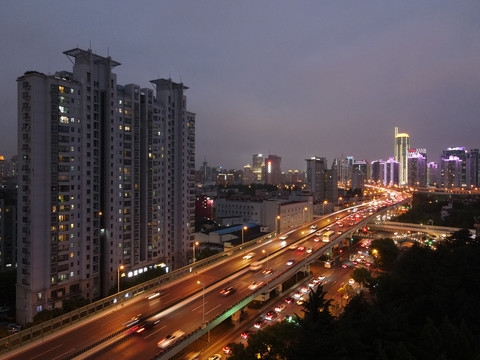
1 1 480 170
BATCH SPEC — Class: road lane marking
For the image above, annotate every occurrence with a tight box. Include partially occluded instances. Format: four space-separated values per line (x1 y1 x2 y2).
191 301 209 311
145 325 167 339
30 344 63 359
206 304 222 315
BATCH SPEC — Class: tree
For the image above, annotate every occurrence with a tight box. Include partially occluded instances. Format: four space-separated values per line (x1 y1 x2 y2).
351 267 375 289
370 238 399 270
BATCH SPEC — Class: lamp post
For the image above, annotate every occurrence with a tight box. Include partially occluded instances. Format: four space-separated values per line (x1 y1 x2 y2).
117 265 124 294
303 206 308 224
276 215 281 235
241 226 247 245
197 281 206 328
323 200 328 215
193 241 199 263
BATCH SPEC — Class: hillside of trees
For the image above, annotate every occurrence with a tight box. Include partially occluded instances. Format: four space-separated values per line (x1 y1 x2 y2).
228 230 480 359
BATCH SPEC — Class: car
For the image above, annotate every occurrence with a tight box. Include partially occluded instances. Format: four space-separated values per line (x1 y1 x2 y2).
220 286 235 296
134 319 160 334
223 346 232 354
312 278 320 284
284 297 294 304
313 237 320 242
300 286 309 293
296 299 305 305
317 275 326 281
265 311 278 321
308 282 316 288
146 291 161 300
342 264 348 269
248 281 264 290
293 292 302 299
297 246 305 252
306 247 313 253
124 314 142 328
243 252 255 260
208 355 222 360
337 231 343 235
274 304 285 312
286 259 295 266
157 330 185 348
279 235 288 240
254 319 267 328
241 329 254 339
289 244 297 250
262 268 273 275
310 225 317 229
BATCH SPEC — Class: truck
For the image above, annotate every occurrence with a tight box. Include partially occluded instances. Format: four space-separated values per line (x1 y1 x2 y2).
322 230 335 242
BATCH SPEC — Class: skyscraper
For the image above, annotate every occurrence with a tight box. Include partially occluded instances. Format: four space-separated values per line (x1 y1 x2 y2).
252 154 263 183
394 127 410 186
16 48 195 324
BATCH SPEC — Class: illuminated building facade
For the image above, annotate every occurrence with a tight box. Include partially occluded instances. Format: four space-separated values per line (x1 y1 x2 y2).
16 48 195 324
394 127 410 185
265 155 281 185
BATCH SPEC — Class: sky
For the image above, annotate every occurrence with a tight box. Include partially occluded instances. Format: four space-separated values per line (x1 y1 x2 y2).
1 1 479 170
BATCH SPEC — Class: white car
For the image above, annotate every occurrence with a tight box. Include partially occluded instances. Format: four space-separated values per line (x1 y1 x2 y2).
248 281 264 291
157 330 185 348
274 304 285 312
243 252 255 260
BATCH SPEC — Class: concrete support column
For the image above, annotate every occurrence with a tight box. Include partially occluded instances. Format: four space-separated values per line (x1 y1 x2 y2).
231 309 242 325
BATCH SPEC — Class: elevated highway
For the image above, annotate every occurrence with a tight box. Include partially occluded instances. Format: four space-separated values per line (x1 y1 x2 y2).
2 189 410 360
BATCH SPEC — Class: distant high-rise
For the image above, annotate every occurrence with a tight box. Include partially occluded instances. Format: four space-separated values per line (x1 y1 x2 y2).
441 147 467 186
382 157 400 186
394 127 410 185
305 157 337 203
252 154 263 183
265 155 281 185
16 48 195 324
440 156 462 188
427 162 439 187
466 149 479 188
408 153 427 187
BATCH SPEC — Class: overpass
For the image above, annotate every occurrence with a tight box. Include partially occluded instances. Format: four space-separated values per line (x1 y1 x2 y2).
1 190 410 360
368 221 475 237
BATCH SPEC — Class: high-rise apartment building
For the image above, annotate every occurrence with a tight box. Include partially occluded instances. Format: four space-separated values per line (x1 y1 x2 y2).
394 127 410 185
382 157 400 186
16 48 195 324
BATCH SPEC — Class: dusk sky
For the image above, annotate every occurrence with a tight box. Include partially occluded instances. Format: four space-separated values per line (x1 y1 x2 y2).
1 1 479 170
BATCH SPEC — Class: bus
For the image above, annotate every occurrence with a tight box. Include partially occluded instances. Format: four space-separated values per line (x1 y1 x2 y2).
322 231 335 242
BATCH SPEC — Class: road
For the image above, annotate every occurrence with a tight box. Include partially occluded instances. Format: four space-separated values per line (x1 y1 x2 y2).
5 192 407 360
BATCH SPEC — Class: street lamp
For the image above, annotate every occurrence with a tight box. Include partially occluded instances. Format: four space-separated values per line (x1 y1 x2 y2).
193 241 199 263
117 265 124 294
303 206 308 224
197 280 206 328
276 215 281 234
323 200 328 215
242 226 248 245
